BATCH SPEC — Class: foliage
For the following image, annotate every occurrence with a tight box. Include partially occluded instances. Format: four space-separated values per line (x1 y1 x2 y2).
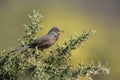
0 10 109 80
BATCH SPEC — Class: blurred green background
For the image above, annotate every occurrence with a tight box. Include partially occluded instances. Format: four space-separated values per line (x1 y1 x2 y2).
0 0 120 80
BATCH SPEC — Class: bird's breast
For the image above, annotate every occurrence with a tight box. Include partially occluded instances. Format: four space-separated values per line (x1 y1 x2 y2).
49 37 57 45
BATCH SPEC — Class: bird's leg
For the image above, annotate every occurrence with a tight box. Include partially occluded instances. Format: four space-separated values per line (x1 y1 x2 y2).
35 46 39 55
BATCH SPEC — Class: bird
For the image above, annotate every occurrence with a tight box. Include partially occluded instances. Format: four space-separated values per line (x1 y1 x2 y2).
11 26 63 54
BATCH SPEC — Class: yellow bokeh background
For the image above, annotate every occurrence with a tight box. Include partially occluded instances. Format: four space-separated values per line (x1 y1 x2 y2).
0 0 120 80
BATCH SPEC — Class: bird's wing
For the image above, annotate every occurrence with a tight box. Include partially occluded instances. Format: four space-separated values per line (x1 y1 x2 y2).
29 36 49 48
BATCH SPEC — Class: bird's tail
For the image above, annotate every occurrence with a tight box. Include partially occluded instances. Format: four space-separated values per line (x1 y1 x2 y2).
10 46 29 53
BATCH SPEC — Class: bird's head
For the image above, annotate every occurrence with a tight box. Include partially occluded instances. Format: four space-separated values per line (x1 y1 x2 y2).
47 26 63 39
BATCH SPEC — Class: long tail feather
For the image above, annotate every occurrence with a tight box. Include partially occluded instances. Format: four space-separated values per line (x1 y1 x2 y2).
10 46 29 53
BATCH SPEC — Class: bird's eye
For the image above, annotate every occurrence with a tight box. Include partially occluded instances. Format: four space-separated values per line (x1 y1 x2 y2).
54 30 58 33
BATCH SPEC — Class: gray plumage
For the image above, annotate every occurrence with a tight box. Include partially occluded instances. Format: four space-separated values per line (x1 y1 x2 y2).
11 26 63 52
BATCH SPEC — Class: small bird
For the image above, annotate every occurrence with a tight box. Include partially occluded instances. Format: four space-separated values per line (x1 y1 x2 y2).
11 26 63 54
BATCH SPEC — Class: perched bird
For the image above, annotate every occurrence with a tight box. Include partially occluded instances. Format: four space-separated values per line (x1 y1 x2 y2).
11 26 63 53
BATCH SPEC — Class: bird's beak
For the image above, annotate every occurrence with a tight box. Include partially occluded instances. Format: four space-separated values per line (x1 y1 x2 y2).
60 30 64 33
58 30 64 34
